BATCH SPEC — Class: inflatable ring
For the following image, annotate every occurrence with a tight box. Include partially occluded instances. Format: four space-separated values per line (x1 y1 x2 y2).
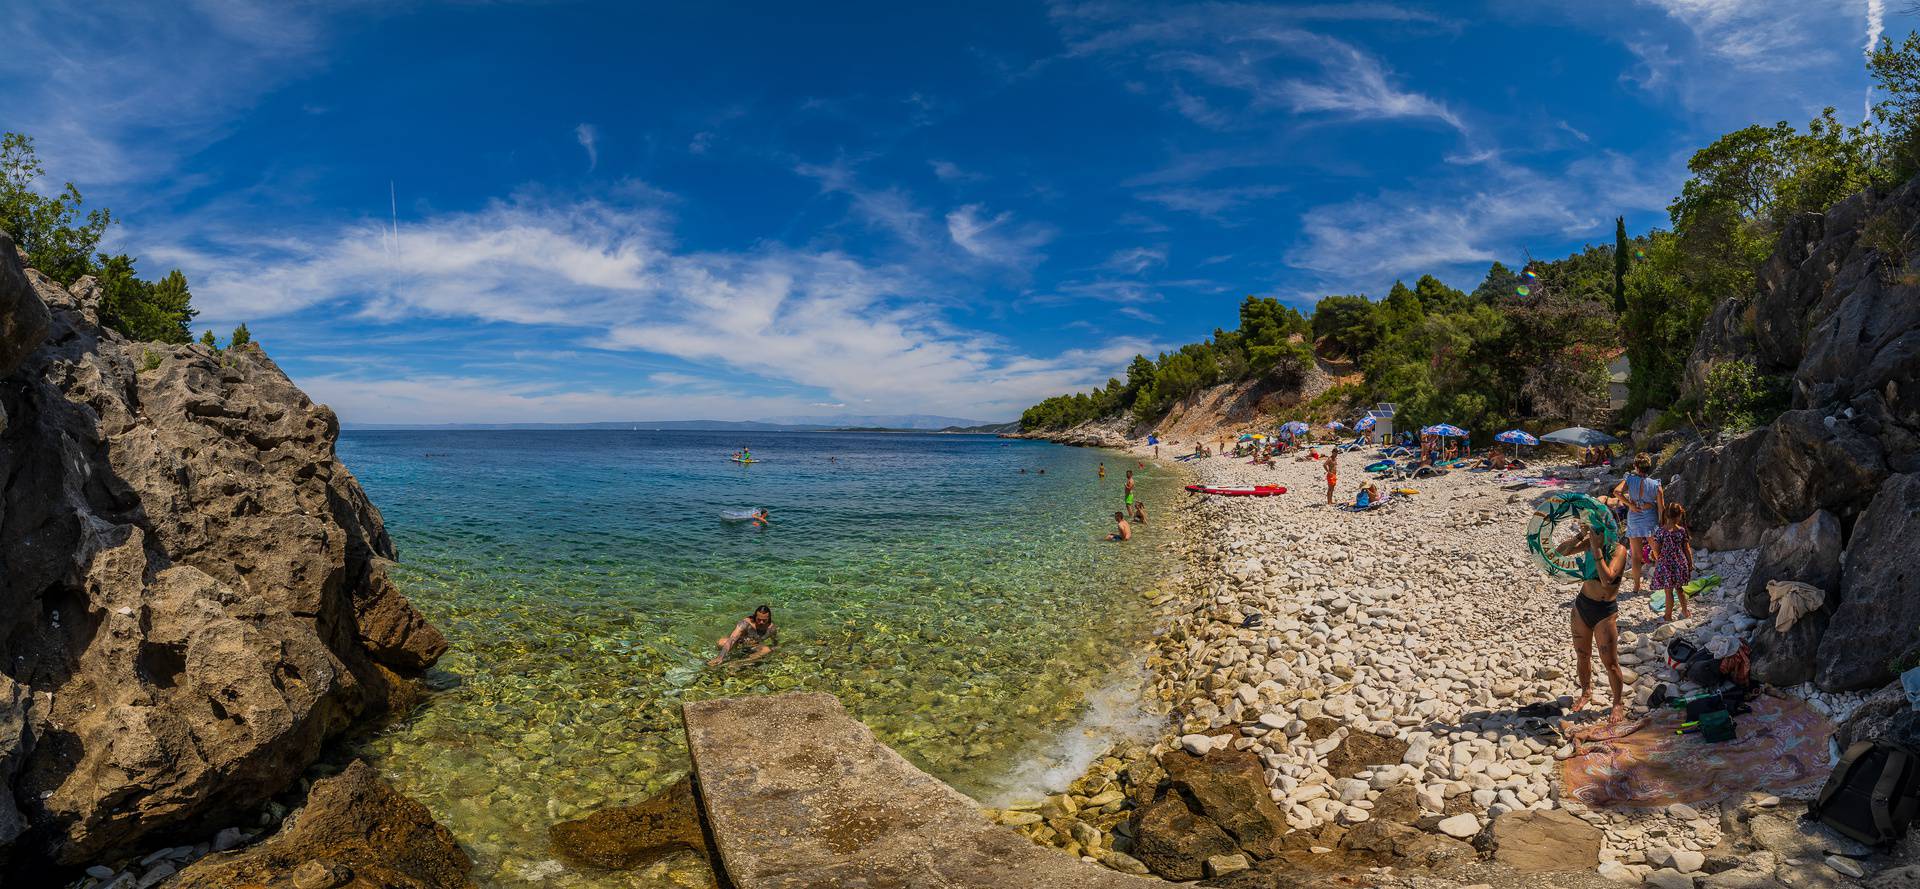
1365 460 1395 472
1525 492 1620 580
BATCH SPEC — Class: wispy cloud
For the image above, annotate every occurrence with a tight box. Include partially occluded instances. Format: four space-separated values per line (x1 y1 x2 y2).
1286 152 1676 291
575 123 599 170
1866 0 1887 120
1137 184 1287 220
945 204 1056 270
1103 246 1167 274
928 159 985 183
0 1 336 184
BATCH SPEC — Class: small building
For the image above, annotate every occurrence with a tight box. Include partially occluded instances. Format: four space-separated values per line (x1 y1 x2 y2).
1606 351 1630 411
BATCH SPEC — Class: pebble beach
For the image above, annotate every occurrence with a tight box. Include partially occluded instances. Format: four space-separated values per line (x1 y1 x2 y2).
993 441 1887 887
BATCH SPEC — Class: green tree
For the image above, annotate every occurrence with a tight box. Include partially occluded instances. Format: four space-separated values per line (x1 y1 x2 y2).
231 323 252 349
1612 216 1629 316
1870 32 1920 179
97 254 195 344
199 330 217 348
1311 294 1381 357
0 132 113 284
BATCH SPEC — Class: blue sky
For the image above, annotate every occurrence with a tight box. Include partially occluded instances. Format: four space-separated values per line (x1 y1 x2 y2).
2 1 1908 424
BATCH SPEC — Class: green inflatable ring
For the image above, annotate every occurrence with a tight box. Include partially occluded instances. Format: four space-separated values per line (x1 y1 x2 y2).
1525 492 1620 580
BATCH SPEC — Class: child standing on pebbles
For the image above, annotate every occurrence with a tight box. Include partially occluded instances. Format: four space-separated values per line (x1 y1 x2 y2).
1649 502 1695 621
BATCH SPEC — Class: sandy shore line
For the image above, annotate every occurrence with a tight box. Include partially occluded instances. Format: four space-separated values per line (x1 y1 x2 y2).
997 437 1884 885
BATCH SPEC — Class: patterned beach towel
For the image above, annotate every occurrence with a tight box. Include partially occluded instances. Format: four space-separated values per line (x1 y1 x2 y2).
1560 695 1833 809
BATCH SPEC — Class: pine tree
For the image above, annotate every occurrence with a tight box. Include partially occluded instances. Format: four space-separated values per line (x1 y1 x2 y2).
1612 216 1629 316
199 330 216 348
231 323 251 349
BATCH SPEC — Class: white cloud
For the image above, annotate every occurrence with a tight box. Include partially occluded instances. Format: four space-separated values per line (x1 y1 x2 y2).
0 1 337 185
143 191 1120 422
1104 246 1168 274
1137 184 1287 220
928 159 984 182
1866 0 1887 121
945 204 1055 269
576 123 599 170
1286 152 1676 289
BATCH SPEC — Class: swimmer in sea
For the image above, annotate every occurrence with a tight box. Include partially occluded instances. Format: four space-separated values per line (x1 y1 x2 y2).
750 508 770 528
1108 510 1131 541
708 605 778 665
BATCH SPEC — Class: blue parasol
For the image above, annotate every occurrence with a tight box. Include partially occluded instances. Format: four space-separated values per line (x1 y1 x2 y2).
1422 423 1469 437
1355 415 1377 431
1495 429 1539 446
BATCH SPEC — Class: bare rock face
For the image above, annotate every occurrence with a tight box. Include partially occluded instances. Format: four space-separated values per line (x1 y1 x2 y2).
0 245 446 866
1742 510 1844 618
1818 472 1920 691
170 760 473 889
0 235 48 380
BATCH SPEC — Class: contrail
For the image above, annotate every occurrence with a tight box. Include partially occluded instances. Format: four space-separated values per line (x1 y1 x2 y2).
1866 0 1886 123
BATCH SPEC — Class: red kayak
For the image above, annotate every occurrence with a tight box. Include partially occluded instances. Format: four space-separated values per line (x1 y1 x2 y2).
1185 484 1287 497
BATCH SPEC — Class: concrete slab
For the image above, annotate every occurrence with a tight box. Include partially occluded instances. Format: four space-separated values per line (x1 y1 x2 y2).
683 692 1169 889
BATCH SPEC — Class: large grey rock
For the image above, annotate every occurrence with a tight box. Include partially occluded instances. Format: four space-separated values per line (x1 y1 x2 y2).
0 676 28 860
0 233 48 378
1660 430 1781 550
1743 510 1844 618
1751 608 1831 688
1834 682 1920 750
1818 473 1920 690
1756 411 1889 524
0 269 447 865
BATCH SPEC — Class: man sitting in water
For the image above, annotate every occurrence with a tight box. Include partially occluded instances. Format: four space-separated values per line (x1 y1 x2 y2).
1108 511 1132 541
709 605 778 665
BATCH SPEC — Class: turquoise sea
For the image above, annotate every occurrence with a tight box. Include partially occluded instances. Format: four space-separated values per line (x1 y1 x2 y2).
339 430 1184 886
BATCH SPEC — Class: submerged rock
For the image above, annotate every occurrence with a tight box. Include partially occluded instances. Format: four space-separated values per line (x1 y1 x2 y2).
549 776 712 870
0 237 447 866
170 760 472 888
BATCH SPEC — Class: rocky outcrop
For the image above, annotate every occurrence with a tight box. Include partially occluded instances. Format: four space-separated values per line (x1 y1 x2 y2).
0 238 447 867
1817 472 1920 690
1488 808 1601 873
1742 511 1843 618
1658 429 1778 551
549 776 711 870
1157 748 1287 860
170 760 473 889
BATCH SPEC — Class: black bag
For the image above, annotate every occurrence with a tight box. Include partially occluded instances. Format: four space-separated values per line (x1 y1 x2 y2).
1810 741 1920 845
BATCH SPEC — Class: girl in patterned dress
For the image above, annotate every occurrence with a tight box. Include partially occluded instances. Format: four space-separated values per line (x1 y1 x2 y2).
1649 502 1695 622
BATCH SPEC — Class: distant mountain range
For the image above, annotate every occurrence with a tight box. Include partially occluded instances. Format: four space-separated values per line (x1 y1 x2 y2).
346 414 1019 433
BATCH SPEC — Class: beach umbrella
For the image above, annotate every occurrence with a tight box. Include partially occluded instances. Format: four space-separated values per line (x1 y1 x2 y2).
1280 420 1310 435
1495 430 1539 446
1423 423 1469 438
1327 421 1347 430
1539 426 1620 447
1354 415 1377 431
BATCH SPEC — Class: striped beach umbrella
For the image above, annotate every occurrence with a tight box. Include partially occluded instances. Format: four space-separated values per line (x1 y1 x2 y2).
1423 423 1469 437
1495 429 1539 446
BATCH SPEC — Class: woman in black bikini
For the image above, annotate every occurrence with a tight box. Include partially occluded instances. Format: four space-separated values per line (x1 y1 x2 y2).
1557 524 1631 722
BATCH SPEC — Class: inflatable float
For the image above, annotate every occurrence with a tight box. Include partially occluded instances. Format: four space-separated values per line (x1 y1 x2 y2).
729 457 759 464
1364 460 1395 472
1525 492 1620 580
1186 484 1286 497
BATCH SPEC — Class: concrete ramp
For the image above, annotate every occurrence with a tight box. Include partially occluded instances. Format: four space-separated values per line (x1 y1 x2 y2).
683 693 1168 888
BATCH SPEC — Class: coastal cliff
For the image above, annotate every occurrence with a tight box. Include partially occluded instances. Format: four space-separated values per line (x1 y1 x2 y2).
1660 177 1920 692
0 233 448 868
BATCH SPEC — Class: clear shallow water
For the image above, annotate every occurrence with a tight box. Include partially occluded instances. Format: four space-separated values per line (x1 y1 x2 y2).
339 430 1183 886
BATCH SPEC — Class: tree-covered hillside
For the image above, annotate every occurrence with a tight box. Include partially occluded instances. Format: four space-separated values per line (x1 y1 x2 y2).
1022 34 1920 440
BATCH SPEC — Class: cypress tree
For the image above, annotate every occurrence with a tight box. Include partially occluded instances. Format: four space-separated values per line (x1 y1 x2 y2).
1612 216 1629 316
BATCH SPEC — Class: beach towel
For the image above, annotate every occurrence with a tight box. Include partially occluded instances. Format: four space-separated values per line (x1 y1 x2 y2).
1560 694 1833 808
1767 580 1825 633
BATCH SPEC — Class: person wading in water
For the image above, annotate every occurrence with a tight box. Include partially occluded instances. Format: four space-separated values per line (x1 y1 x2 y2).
1556 525 1631 721
708 605 778 666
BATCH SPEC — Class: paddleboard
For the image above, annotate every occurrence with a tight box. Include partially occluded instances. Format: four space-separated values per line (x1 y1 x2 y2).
1185 484 1286 497
729 457 759 464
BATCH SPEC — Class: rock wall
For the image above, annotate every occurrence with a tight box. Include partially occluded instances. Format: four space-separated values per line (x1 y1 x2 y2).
1661 177 1920 692
0 234 447 867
